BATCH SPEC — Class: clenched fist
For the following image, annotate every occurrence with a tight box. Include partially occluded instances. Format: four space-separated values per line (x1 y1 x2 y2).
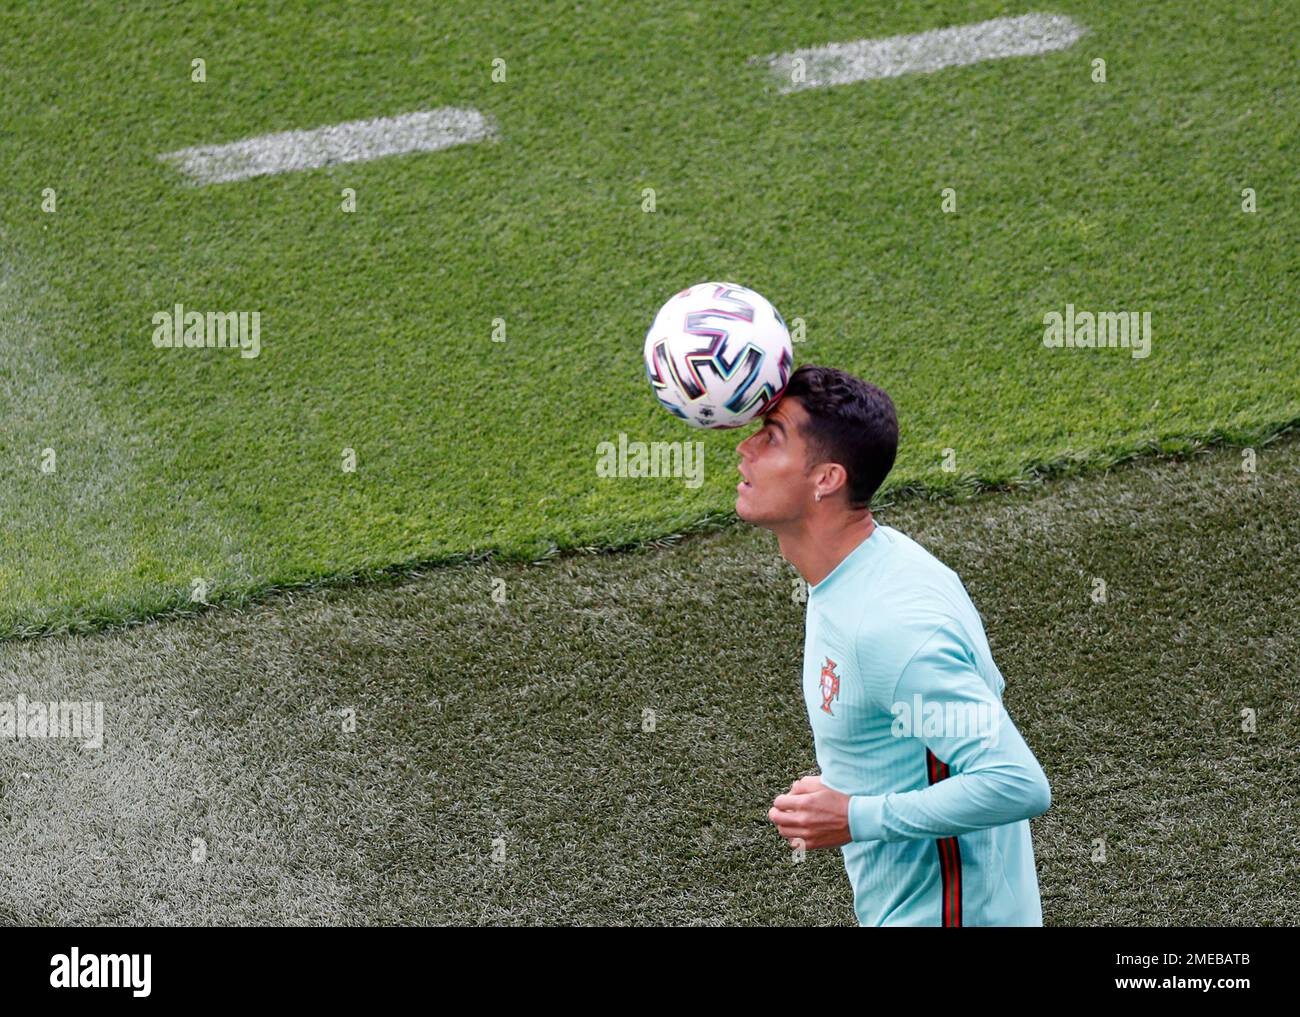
768 773 852 850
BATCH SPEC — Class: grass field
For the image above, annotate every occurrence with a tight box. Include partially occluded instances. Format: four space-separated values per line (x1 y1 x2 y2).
2 0 1297 929
1 0 1298 639
2 436 1296 925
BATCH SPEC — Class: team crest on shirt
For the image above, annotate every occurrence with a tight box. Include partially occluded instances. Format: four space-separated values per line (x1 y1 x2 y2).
820 657 841 715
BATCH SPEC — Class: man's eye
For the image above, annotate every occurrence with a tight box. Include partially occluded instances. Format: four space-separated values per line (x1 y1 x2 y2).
767 431 776 444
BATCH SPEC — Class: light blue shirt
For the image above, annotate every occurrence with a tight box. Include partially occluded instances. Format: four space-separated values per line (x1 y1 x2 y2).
801 524 1051 926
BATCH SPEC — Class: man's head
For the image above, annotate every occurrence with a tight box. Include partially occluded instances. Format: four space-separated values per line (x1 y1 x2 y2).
735 365 897 529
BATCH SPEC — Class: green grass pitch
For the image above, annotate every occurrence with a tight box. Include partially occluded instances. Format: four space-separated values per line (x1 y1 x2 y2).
1 0 1297 638
2 436 1296 925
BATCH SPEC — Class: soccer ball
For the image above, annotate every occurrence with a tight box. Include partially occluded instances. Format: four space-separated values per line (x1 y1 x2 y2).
644 281 794 429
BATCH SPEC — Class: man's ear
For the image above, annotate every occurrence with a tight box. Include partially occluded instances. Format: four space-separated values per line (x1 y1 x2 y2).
815 463 849 499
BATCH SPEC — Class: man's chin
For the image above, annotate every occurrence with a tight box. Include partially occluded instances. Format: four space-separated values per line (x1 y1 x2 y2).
735 492 766 526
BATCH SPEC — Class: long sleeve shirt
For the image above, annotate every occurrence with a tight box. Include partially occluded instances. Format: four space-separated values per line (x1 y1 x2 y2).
801 524 1051 926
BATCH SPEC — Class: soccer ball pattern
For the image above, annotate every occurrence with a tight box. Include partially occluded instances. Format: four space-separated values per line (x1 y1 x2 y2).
644 282 794 429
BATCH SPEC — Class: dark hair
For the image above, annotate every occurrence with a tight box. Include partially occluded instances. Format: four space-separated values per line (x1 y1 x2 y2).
780 365 898 509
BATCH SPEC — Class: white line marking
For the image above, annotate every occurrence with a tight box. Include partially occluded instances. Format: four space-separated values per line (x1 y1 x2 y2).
159 107 498 185
755 12 1086 92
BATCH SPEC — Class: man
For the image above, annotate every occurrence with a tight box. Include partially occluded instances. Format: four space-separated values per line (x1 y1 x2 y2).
737 364 1051 926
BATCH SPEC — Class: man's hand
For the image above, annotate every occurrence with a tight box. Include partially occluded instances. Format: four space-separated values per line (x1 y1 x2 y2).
768 773 852 850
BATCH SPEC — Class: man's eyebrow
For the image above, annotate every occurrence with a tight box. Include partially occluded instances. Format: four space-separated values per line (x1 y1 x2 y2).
764 417 786 435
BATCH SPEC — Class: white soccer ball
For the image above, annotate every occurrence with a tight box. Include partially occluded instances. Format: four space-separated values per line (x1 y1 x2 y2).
643 282 794 429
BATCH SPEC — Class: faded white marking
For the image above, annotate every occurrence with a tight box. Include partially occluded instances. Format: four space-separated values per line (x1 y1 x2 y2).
755 12 1086 92
159 107 497 185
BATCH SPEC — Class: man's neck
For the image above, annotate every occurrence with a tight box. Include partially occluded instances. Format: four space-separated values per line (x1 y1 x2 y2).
777 511 877 588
